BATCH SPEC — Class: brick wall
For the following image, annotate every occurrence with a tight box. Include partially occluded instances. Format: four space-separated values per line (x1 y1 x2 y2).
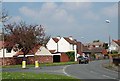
27 56 53 64
0 55 53 66
60 53 70 62
0 57 17 66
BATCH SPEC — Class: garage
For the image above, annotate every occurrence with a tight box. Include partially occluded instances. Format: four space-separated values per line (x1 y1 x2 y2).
53 55 60 62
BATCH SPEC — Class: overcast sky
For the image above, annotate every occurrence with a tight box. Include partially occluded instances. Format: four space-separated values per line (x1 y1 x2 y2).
0 1 119 43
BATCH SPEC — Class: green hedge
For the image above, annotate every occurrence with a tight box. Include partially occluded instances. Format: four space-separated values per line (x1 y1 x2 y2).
65 51 75 62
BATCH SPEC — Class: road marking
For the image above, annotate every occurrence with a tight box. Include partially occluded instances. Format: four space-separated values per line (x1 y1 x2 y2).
63 65 80 79
63 65 71 77
102 74 116 79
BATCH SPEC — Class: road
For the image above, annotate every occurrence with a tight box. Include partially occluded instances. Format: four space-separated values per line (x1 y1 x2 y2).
65 60 119 81
2 60 119 80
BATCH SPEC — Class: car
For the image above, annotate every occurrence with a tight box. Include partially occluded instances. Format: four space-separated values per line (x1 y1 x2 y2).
78 56 89 64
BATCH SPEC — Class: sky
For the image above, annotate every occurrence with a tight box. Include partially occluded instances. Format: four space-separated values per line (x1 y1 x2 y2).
0 0 119 43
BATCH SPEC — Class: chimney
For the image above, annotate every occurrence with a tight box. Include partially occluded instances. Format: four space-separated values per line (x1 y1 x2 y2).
56 36 61 39
69 36 73 40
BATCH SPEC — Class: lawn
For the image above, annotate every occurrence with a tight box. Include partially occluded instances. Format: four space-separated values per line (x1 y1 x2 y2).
2 72 80 81
2 62 78 68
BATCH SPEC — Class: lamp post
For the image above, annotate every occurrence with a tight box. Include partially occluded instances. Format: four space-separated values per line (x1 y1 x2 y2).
105 19 112 66
81 37 84 54
105 19 111 53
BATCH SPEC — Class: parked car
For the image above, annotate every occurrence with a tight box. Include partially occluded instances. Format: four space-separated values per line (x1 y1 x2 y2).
78 56 89 64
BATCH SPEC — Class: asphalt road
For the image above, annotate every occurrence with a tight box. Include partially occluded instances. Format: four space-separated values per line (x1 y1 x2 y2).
2 60 119 80
65 60 119 80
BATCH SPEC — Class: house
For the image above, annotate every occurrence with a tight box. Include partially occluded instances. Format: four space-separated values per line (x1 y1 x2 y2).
109 39 120 53
46 37 60 52
85 40 104 48
0 44 53 65
47 36 78 61
14 44 53 64
0 41 17 58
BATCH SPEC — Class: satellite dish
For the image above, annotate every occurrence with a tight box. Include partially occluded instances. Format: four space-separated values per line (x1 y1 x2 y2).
105 19 110 23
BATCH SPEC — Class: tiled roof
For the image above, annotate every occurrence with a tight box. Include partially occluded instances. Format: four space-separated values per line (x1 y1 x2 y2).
52 38 59 43
64 37 76 44
14 44 42 56
49 50 56 53
113 40 120 46
90 47 105 53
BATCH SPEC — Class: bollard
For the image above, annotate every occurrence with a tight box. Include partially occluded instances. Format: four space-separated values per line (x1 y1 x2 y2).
35 61 39 68
22 61 26 69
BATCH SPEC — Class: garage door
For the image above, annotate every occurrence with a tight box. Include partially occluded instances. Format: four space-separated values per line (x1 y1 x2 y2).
53 55 60 62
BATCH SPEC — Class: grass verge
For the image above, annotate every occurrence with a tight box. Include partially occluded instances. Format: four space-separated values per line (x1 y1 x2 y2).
2 72 80 80
2 62 78 68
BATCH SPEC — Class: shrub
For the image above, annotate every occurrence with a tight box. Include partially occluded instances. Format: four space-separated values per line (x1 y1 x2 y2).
65 51 75 62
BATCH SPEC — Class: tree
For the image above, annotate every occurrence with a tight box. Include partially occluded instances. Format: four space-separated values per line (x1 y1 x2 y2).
4 22 46 58
103 43 108 49
0 9 10 23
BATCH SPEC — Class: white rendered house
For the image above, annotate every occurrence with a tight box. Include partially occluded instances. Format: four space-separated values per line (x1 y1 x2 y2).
46 37 60 52
109 40 120 53
58 37 77 61
46 36 78 61
0 48 17 58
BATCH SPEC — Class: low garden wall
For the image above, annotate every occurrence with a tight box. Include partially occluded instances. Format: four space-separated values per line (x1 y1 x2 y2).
0 55 53 66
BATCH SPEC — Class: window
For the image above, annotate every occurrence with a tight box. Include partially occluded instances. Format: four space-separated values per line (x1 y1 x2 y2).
6 48 12 53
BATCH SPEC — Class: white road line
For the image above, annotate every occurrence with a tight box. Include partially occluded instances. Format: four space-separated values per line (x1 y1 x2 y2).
63 65 71 77
102 74 116 79
63 65 80 79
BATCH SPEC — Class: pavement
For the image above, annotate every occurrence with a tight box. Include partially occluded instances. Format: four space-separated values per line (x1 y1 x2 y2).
2 60 120 80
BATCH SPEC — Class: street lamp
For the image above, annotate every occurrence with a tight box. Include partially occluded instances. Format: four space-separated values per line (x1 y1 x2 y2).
81 37 84 54
105 19 111 53
105 19 112 66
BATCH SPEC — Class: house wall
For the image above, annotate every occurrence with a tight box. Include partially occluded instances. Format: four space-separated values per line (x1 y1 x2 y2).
58 37 71 52
35 46 52 55
60 53 70 62
0 57 17 66
109 41 119 51
0 49 16 58
46 38 57 51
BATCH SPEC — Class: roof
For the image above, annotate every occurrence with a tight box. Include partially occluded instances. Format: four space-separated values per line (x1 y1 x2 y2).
14 44 42 56
90 47 105 53
113 40 120 46
64 37 76 44
83 46 91 52
49 50 56 53
85 41 104 47
52 38 59 43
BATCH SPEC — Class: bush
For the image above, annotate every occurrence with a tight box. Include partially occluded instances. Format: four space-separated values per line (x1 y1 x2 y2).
65 51 75 62
111 51 118 54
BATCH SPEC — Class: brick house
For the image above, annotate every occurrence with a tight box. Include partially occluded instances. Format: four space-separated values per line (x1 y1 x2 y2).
0 44 53 65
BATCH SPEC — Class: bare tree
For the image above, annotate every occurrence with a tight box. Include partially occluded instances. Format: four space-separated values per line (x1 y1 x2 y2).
4 22 46 58
0 9 10 23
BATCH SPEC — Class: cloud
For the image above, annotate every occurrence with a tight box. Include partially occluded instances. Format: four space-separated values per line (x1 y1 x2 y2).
61 2 92 11
83 11 100 20
19 6 37 17
101 3 118 18
19 2 76 24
